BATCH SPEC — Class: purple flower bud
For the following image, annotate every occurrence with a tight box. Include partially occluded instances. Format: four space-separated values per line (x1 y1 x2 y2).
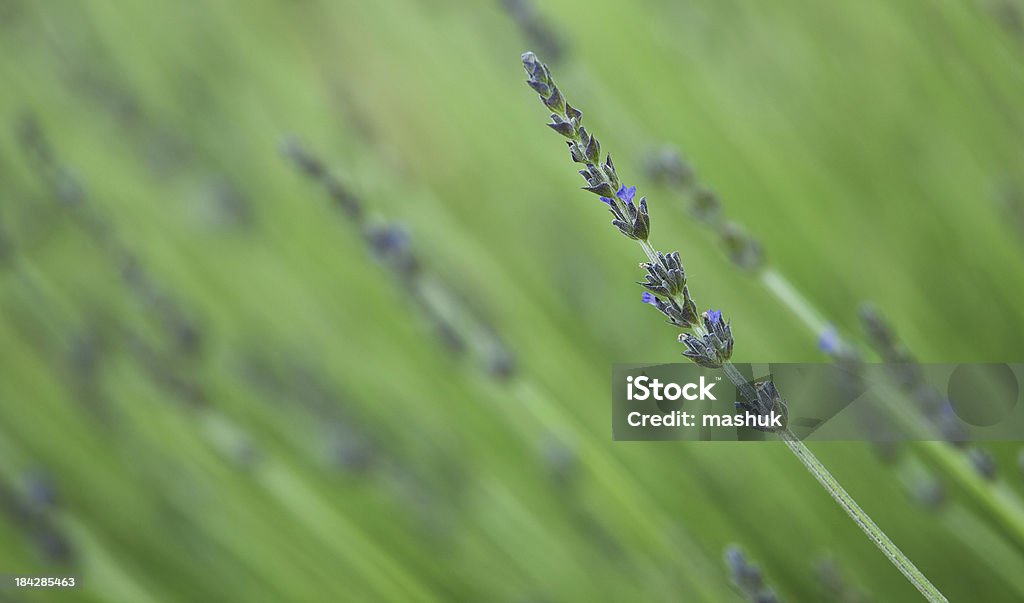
705 309 722 325
641 292 657 305
521 51 540 73
599 196 615 207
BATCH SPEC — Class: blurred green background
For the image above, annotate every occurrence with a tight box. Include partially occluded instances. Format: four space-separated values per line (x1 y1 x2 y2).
2 0 1024 601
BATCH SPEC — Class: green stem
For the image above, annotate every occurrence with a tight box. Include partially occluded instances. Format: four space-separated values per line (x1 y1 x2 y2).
777 428 947 603
720 361 757 406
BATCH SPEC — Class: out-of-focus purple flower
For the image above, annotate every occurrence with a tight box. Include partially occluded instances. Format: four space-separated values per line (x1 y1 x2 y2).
818 325 840 355
641 292 657 305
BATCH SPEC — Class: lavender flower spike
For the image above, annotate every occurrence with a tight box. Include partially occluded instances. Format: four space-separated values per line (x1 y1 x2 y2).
520 50 948 603
724 546 780 602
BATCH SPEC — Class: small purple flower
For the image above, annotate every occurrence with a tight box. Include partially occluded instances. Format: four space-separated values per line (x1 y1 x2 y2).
641 292 657 305
818 326 839 354
599 196 615 207
617 185 636 204
369 224 410 255
705 309 722 326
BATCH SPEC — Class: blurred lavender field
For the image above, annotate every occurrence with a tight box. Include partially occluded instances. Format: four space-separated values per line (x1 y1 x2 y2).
2 1 1024 601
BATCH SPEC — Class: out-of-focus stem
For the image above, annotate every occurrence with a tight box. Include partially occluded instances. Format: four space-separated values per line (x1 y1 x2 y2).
758 268 829 336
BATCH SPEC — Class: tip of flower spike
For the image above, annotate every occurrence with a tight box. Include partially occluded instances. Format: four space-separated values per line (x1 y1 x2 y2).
705 309 722 325
641 292 657 305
